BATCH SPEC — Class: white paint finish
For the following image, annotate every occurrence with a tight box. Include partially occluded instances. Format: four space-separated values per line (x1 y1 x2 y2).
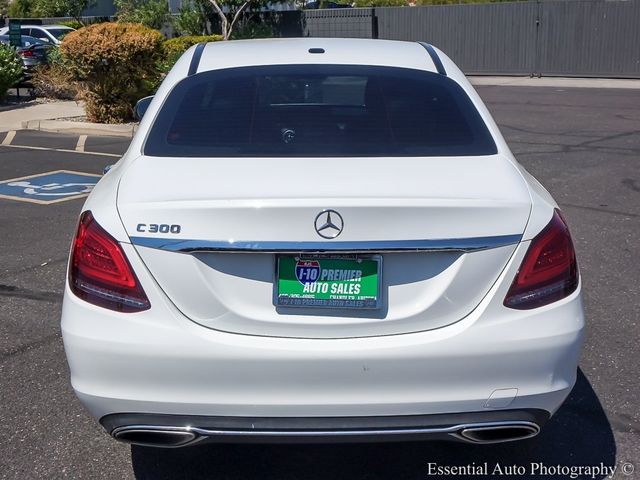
82 160 131 242
1 130 16 145
75 134 87 152
485 388 519 408
61 242 583 419
197 38 436 75
134 245 515 338
118 155 531 243
61 41 585 431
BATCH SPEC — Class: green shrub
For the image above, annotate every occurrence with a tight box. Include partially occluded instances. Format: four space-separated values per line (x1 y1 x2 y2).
149 35 222 92
162 35 223 58
60 22 164 123
0 45 23 101
59 20 85 29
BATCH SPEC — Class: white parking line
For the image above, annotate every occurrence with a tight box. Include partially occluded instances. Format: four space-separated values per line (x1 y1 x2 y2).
0 143 121 158
75 135 87 152
1 131 16 146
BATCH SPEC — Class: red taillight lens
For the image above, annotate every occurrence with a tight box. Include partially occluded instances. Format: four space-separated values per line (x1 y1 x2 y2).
20 49 34 57
69 211 150 312
504 209 579 310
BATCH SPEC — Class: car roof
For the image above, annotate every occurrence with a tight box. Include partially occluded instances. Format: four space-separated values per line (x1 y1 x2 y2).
196 38 441 75
13 24 73 29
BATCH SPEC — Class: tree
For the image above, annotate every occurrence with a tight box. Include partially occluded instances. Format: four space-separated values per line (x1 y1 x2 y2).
0 0 9 18
68 0 96 22
114 0 170 30
174 0 214 35
7 0 36 17
31 0 95 22
207 0 272 40
353 0 406 5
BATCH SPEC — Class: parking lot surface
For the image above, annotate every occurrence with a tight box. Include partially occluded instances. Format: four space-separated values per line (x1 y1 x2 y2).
0 86 638 479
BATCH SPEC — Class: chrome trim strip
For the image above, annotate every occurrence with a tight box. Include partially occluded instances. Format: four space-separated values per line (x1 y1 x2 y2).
129 234 522 253
112 420 539 445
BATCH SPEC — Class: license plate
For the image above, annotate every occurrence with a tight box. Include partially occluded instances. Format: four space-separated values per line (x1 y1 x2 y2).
276 255 381 309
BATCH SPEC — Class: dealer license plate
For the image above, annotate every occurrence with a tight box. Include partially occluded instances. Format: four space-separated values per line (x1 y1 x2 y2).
276 255 381 309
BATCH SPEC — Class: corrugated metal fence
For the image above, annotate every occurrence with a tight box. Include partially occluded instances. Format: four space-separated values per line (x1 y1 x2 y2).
300 0 640 78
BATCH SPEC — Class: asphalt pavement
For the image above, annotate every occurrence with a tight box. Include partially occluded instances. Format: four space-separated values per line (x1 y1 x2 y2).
0 86 638 479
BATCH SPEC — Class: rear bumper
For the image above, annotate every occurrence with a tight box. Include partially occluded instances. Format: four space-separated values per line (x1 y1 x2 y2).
61 241 585 439
62 288 584 417
101 409 549 447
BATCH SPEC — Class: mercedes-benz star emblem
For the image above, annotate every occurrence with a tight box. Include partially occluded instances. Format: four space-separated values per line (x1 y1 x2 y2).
314 210 344 239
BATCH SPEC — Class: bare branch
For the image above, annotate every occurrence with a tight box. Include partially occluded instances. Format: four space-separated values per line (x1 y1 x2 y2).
208 0 229 38
228 1 252 35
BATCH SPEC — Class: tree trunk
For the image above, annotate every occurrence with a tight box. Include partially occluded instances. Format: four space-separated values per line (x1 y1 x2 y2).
208 0 251 40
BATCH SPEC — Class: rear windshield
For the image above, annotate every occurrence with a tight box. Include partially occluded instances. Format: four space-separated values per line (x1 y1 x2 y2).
144 65 497 157
46 28 72 40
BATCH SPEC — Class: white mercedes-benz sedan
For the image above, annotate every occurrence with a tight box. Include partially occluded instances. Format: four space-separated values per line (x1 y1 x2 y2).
61 38 584 447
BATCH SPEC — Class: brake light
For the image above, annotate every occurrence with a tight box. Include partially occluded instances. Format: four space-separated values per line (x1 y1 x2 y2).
69 211 150 312
504 209 578 310
20 49 34 57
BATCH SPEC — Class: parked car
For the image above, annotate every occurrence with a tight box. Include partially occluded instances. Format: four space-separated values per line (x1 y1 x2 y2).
0 35 51 76
0 24 74 45
61 38 584 448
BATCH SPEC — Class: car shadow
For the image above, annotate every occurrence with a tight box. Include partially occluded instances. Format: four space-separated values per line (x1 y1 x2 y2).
131 369 615 480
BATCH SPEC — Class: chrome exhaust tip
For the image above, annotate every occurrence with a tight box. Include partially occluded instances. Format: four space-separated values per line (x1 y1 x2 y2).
456 421 540 444
112 426 200 448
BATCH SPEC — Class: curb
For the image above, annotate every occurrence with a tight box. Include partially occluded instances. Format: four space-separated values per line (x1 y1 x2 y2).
22 119 138 138
468 76 640 89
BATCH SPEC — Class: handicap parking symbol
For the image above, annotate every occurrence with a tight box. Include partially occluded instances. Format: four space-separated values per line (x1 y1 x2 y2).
0 170 102 205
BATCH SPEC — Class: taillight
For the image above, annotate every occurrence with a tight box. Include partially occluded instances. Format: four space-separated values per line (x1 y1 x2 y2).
504 209 578 310
69 211 150 312
20 49 34 57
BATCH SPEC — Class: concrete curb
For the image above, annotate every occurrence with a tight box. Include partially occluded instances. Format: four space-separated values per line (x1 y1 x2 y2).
468 76 640 89
22 119 138 138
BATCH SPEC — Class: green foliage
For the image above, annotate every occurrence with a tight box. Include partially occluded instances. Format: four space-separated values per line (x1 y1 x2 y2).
208 0 275 40
0 0 9 17
230 17 274 39
33 0 68 17
353 0 406 5
152 34 222 90
174 7 206 36
59 20 85 29
7 0 36 17
162 34 223 57
66 0 96 21
60 22 164 123
114 0 170 30
414 0 518 4
30 0 94 19
0 44 23 100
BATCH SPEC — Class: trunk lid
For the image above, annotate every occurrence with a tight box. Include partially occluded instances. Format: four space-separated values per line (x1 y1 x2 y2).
117 155 530 338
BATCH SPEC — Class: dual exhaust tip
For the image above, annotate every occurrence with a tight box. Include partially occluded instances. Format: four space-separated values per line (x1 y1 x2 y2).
112 421 540 448
456 423 539 444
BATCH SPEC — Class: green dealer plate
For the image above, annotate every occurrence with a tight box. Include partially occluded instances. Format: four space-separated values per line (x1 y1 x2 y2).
276 255 381 309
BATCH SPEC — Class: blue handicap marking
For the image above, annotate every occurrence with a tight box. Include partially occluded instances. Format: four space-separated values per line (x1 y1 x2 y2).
0 170 102 204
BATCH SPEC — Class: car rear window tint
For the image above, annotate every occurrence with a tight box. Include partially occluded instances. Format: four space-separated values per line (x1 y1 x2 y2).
144 65 497 157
